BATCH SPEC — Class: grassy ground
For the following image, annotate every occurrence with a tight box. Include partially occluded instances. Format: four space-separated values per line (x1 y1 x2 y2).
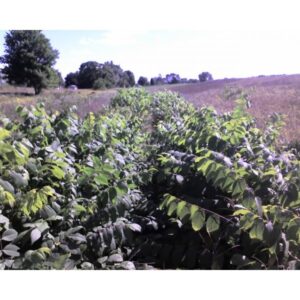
0 86 116 118
1 74 300 143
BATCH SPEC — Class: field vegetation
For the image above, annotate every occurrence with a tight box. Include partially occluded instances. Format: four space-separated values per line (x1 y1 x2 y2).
1 88 300 269
1 74 300 143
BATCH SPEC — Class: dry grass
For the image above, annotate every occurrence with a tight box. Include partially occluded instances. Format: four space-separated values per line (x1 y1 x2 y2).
147 75 300 143
1 74 300 143
0 86 117 119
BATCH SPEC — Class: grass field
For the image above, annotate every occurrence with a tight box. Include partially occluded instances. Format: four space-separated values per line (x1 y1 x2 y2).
1 73 300 143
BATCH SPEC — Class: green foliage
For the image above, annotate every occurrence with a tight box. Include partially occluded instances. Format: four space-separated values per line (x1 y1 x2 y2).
137 76 149 86
0 30 59 94
65 72 79 87
0 88 299 269
69 61 135 89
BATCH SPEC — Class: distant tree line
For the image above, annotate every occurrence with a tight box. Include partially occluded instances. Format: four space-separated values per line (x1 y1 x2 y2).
65 61 136 89
0 30 214 94
137 71 213 87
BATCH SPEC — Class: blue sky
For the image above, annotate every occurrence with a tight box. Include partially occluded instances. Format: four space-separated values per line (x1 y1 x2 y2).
1 30 300 81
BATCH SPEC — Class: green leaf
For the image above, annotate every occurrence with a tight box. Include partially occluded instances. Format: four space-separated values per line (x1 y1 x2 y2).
221 176 234 191
40 186 55 196
0 128 10 141
30 125 43 135
206 214 220 234
16 142 30 159
176 201 186 216
165 194 177 206
167 202 177 216
30 228 42 245
107 254 123 263
1 229 18 242
249 219 264 240
241 189 256 209
240 213 256 230
52 254 70 270
51 166 65 179
74 204 86 215
233 209 250 216
108 187 117 204
286 218 300 243
191 210 205 231
263 221 282 249
178 206 190 221
9 171 28 188
3 191 15 207
2 244 20 257
232 179 246 198
282 183 298 208
127 223 142 232
198 159 214 175
94 174 109 186
38 247 51 255
116 181 128 196
0 178 15 194
190 204 199 217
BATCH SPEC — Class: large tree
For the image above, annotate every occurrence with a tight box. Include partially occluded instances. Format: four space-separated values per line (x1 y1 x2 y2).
77 61 102 89
76 60 136 89
0 30 59 94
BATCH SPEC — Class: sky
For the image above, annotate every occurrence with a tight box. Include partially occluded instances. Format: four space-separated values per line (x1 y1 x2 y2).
1 30 300 81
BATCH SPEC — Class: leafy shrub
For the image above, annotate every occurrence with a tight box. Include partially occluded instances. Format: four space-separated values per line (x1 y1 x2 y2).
0 89 299 269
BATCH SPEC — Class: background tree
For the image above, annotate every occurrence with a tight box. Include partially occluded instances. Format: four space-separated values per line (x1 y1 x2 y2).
65 72 79 87
137 76 149 86
122 70 135 87
199 72 213 82
77 61 101 89
0 30 59 94
166 73 180 84
150 75 165 86
99 61 123 88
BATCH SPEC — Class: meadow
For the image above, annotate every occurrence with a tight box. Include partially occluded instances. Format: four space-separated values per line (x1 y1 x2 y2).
1 74 300 144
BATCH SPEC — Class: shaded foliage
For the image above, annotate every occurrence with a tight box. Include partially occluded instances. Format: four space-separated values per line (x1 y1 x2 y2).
65 72 79 88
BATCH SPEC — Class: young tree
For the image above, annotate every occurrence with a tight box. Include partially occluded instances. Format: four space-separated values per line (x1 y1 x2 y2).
0 30 59 94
